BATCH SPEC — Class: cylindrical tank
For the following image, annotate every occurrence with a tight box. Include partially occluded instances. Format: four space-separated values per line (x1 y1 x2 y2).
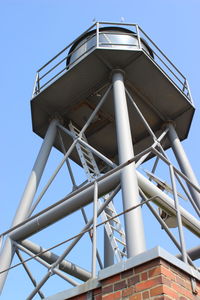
67 27 153 66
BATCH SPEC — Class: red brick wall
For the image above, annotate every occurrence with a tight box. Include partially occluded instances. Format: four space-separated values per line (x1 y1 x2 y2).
67 258 200 300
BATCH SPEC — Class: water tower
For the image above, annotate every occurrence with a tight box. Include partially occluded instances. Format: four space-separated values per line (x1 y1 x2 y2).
0 22 200 299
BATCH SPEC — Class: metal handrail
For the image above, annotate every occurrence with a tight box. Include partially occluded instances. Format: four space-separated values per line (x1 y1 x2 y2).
138 26 186 80
32 22 192 102
143 49 185 88
37 23 96 73
39 32 96 81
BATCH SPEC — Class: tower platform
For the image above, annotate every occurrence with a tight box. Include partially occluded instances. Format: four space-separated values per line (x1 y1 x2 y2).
31 23 195 167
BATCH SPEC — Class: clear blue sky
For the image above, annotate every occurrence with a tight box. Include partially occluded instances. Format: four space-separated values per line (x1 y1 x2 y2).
0 0 200 299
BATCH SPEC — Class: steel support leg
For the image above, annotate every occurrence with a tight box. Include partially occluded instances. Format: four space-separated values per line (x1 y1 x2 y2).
0 119 58 293
112 70 146 258
104 224 114 267
167 123 200 211
14 119 59 224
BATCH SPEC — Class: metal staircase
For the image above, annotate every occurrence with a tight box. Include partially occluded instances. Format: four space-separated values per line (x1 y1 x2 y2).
69 122 127 262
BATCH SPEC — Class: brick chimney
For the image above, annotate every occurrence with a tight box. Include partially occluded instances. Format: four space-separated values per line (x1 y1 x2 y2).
45 247 200 300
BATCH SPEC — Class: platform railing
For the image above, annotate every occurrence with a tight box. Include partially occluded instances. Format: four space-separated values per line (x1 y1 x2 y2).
32 22 193 104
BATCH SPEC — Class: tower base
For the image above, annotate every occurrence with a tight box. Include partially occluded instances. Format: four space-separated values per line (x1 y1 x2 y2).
45 247 200 300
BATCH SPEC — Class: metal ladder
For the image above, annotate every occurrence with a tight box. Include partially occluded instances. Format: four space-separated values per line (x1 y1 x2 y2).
69 122 127 262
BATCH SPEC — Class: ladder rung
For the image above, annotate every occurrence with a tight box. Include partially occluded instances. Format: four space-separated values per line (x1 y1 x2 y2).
110 225 125 236
114 237 126 247
71 124 80 133
105 214 119 224
106 206 115 214
83 158 95 167
79 144 90 153
87 165 96 173
80 149 92 159
70 122 126 263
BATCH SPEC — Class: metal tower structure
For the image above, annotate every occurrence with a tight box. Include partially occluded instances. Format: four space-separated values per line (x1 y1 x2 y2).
0 22 200 299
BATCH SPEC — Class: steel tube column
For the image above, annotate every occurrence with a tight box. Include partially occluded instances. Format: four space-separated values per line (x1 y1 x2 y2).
14 119 59 224
0 119 58 293
112 70 146 257
167 123 200 211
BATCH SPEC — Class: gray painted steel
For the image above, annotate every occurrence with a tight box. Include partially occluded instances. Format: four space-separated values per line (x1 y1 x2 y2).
169 164 187 263
31 41 194 170
68 27 152 66
176 245 200 261
1 22 199 297
0 119 58 293
112 71 146 257
16 250 45 299
136 171 200 237
14 119 59 226
20 240 91 281
9 165 200 242
167 123 200 211
10 171 120 241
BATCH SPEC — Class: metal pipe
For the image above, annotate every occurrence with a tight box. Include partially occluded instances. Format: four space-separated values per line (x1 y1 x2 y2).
58 124 116 169
135 127 169 168
175 173 200 217
0 119 58 294
0 238 13 294
46 186 120 275
58 129 103 268
29 139 78 216
10 171 121 241
20 239 91 281
37 23 96 72
104 226 114 267
15 119 59 225
151 147 200 193
16 250 45 299
139 189 195 268
126 88 156 141
79 85 111 137
169 164 187 263
138 26 186 79
135 24 142 49
96 22 99 48
91 181 98 278
58 130 103 268
167 123 200 211
112 70 146 257
26 272 52 300
58 129 77 189
80 207 103 269
8 165 200 245
15 242 79 286
7 165 200 245
176 245 200 261
136 171 200 237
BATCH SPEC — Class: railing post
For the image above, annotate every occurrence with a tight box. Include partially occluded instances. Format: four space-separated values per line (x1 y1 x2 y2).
91 181 98 278
32 72 39 97
135 24 142 49
96 22 99 48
